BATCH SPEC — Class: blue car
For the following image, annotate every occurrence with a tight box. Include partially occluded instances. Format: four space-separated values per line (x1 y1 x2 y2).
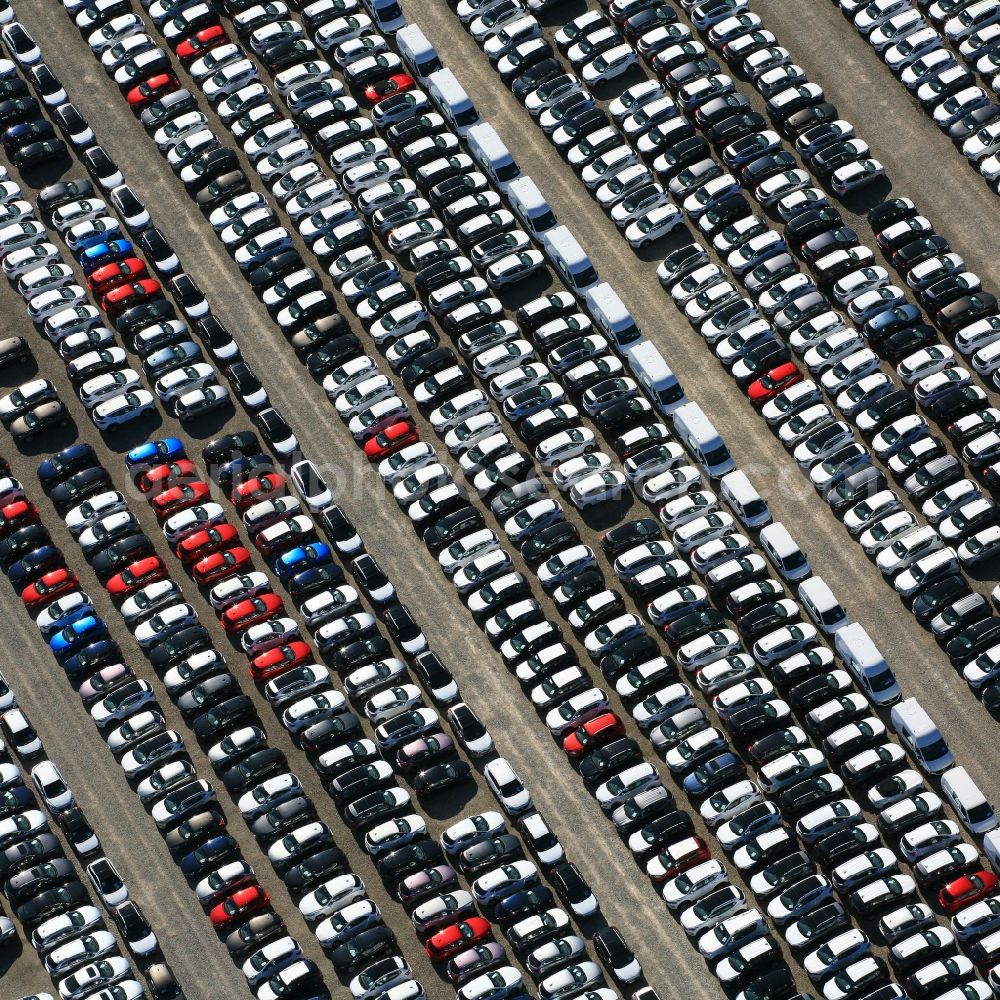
8 546 63 589
37 443 98 491
862 303 921 340
125 437 185 476
682 751 744 800
495 885 554 924
77 238 133 274
49 615 108 658
179 834 239 876
275 542 333 581
38 602 96 641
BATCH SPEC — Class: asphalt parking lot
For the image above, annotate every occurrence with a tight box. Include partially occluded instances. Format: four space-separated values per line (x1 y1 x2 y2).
4 0 1000 997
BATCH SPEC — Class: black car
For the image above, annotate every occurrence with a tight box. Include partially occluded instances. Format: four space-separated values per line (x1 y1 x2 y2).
601 518 663 558
600 634 660 683
222 748 287 793
593 926 641 985
225 361 268 413
0 525 52 569
203 429 262 465
141 89 197 133
91 534 155 582
299 712 363 754
196 169 251 209
49 466 111 512
331 926 397 973
182 148 239 195
511 58 562 101
913 575 971 625
350 553 395 608
251 796 316 841
16 880 88 927
459 834 522 877
579 739 642 790
225 912 287 959
413 761 472 796
248 249 304 293
549 862 595 914
149 625 213 672
856 391 915 437
191 695 256 742
177 674 239 719
14 137 69 170
0 831 60 878
283 846 349 894
4 856 76 907
376 838 444 882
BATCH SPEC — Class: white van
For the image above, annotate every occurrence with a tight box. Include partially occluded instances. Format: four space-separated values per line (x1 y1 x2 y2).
541 225 599 296
396 24 443 81
626 341 686 416
466 123 521 190
941 766 998 835
671 402 736 479
719 470 770 529
798 576 847 635
426 68 480 135
985 830 1000 871
507 175 557 236
834 622 900 706
585 282 644 350
890 697 954 775
758 522 810 582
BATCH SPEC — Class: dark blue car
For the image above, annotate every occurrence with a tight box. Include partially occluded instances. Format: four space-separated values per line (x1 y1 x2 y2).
38 601 95 641
7 546 63 589
179 834 239 876
37 443 97 491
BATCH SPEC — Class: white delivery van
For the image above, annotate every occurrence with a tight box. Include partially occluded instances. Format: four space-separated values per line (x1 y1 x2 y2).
798 576 848 635
466 123 521 190
719 469 770 529
507 175 557 235
426 69 480 135
986 830 1000 871
834 622 900 706
671 401 736 478
396 24 443 81
585 282 644 351
890 697 954 775
626 340 686 415
941 766 998 835
541 225 599 297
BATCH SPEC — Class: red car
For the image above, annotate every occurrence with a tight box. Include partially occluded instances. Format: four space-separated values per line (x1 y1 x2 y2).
363 419 419 461
364 73 416 105
21 567 79 609
88 257 148 296
126 73 180 110
139 460 198 495
231 473 286 512
747 362 803 406
101 278 162 319
222 593 284 634
649 837 711 883
193 546 251 586
939 870 999 913
0 499 39 536
151 480 212 519
251 641 311 682
562 712 625 759
208 885 270 930
176 524 240 565
176 24 228 63
425 917 491 961
107 557 168 598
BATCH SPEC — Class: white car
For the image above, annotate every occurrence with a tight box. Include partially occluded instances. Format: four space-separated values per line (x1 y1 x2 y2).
484 758 532 815
30 759 75 813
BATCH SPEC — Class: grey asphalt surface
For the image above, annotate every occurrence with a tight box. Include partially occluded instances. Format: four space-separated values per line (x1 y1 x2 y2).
4 0 1000 998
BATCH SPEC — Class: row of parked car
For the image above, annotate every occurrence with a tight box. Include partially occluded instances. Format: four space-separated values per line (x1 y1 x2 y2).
560 0 1000 698
43 11 636 1000
839 0 1000 186
450 0 1000 992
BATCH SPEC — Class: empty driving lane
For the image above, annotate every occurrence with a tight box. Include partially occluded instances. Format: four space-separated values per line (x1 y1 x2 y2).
399 0 1000 812
2 7 711 997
